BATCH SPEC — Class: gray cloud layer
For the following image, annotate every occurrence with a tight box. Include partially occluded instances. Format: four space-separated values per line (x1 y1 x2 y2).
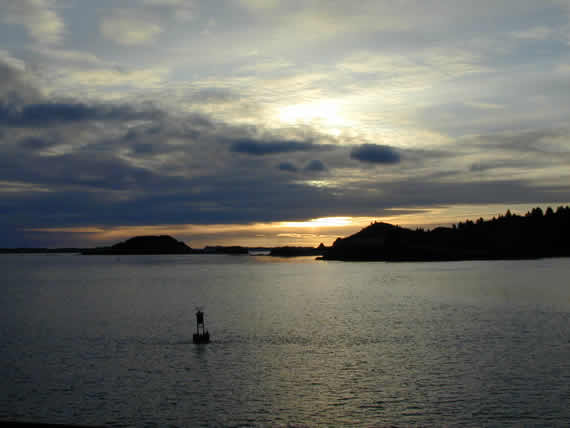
0 101 161 127
1 0 570 246
1 52 569 246
230 139 327 155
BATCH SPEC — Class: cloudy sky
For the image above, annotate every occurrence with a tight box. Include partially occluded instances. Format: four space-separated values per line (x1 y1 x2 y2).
1 0 569 248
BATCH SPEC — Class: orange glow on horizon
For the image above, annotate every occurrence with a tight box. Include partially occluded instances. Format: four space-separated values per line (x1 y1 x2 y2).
277 217 354 228
25 203 569 248
25 217 373 248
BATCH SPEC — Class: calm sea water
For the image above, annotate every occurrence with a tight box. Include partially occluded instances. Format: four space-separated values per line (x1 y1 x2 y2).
1 254 569 427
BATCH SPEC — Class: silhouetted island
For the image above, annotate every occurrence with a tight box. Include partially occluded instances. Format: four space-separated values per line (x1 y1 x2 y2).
320 206 570 261
81 235 192 255
270 243 327 257
80 236 251 255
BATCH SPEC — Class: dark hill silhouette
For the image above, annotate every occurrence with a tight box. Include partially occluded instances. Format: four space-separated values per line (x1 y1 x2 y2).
270 244 327 257
82 235 192 255
321 206 570 261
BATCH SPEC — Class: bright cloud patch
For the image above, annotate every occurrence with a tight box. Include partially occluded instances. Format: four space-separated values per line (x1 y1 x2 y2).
279 217 354 228
101 13 163 46
1 0 64 44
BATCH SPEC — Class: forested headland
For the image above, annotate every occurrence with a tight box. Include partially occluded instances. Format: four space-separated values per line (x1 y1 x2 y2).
320 206 570 261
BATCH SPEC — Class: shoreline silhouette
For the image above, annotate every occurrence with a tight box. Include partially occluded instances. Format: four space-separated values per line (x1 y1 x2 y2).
320 206 570 261
1 206 569 261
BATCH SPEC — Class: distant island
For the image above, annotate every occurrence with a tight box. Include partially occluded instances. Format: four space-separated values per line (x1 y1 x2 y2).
81 235 250 255
320 206 570 261
81 235 193 255
270 243 327 257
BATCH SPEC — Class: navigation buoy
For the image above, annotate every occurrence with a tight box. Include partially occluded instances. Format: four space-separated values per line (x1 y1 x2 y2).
193 309 210 344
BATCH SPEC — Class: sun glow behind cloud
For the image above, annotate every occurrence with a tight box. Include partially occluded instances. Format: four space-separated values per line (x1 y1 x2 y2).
276 100 351 135
277 217 353 228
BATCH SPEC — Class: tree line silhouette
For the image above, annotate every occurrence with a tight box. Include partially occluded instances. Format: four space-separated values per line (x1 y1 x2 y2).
321 206 570 261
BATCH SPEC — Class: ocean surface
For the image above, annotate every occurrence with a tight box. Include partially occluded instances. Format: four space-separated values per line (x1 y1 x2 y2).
1 254 569 427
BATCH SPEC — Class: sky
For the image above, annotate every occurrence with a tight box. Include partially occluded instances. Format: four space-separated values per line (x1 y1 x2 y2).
1 0 569 248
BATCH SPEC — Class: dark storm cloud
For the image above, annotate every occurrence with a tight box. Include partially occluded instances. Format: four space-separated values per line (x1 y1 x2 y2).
350 144 401 164
278 162 298 172
18 136 57 150
131 142 158 154
120 114 208 150
305 159 326 172
0 165 333 229
230 138 329 155
0 101 161 127
0 150 163 191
